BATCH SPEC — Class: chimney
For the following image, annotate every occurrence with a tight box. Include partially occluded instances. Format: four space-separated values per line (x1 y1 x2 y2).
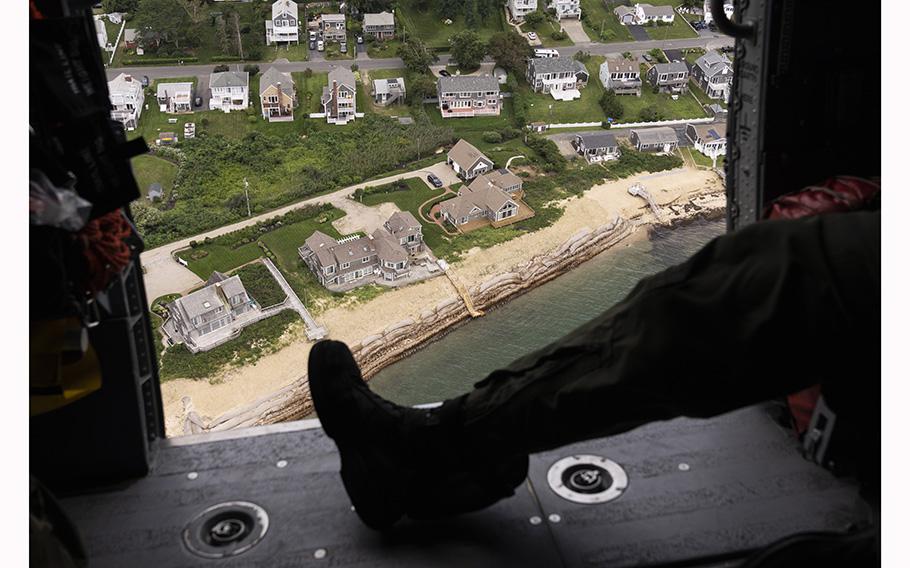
124 74 132 82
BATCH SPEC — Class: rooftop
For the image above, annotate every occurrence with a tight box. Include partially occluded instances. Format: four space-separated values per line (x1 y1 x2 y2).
210 71 249 89
575 131 619 149
437 75 500 94
633 126 679 145
363 11 394 27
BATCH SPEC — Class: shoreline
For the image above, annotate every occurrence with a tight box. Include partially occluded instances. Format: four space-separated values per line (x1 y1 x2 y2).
165 167 726 435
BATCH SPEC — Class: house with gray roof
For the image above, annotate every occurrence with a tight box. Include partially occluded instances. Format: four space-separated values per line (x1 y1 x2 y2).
363 11 395 40
573 132 620 163
156 82 193 114
636 4 675 24
108 73 144 130
319 13 346 43
599 57 642 96
439 181 521 230
548 0 580 20
372 77 406 106
266 0 299 45
647 61 689 94
437 75 501 118
686 122 727 158
166 275 256 347
384 211 423 254
447 139 494 180
691 52 733 101
321 67 357 124
210 71 249 112
526 57 590 101
259 67 296 121
630 127 680 153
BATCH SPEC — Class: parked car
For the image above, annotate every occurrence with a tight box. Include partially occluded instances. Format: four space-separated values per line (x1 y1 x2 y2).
340 42 348 54
140 75 150 87
356 35 364 44
193 96 202 107
309 30 317 42
427 174 443 188
527 31 538 41
642 53 653 62
439 69 451 77
309 40 316 50
317 40 325 51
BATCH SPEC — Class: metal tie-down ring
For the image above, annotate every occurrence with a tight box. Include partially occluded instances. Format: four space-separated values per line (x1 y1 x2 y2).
547 455 629 504
183 501 269 559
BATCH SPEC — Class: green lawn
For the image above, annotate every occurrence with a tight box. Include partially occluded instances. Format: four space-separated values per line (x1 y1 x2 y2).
684 47 707 66
266 42 309 62
366 39 403 58
234 262 287 308
521 17 574 47
294 71 329 114
580 0 634 43
131 154 178 199
614 63 707 122
517 58 607 124
397 0 505 49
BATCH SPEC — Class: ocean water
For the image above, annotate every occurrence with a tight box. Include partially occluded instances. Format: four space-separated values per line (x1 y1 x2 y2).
369 219 727 406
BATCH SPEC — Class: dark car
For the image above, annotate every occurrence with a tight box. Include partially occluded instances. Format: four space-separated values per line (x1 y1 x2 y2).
140 75 150 87
427 173 443 188
439 69 451 77
642 53 653 62
194 96 203 108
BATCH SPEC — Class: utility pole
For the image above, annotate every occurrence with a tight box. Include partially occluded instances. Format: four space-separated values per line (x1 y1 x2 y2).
243 177 251 217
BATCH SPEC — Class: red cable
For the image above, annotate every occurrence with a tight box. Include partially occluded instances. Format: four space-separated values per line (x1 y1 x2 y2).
78 210 134 293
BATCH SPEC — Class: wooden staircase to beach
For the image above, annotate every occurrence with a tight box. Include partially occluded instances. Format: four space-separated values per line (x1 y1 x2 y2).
443 267 484 318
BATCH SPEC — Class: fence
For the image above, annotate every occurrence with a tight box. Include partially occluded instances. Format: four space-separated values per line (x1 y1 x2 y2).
542 116 716 130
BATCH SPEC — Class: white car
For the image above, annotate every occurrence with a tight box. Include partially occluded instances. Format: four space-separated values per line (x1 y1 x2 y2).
317 40 325 52
527 31 538 41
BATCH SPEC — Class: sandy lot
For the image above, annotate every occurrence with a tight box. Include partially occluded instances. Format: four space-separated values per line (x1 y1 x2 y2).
160 167 724 435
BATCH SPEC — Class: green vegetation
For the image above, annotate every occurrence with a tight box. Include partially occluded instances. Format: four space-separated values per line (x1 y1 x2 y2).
235 262 287 308
359 177 441 211
293 71 330 115
131 154 178 198
623 64 706 122
520 15 574 47
396 0 505 50
367 39 404 58
159 311 300 381
513 58 607 124
267 42 309 62
580 0 634 43
684 47 707 66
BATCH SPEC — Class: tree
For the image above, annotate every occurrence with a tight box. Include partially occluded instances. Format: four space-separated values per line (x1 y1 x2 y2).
349 0 394 12
397 38 438 74
599 90 624 121
102 0 139 13
133 0 196 51
639 105 661 122
406 74 437 105
487 31 532 74
438 0 461 20
524 10 545 27
213 64 230 72
622 51 632 59
449 30 486 72
573 50 591 62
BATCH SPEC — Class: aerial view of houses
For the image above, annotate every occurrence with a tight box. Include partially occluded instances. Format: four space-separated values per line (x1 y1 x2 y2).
438 169 532 231
507 0 538 22
209 71 249 112
319 13 347 43
615 4 676 26
108 73 144 130
321 66 357 124
526 56 590 101
164 273 257 352
259 67 297 122
691 51 734 101
437 76 501 119
548 0 581 20
599 57 642 96
647 61 689 94
265 0 300 46
573 132 621 164
157 82 193 114
446 139 494 180
363 11 396 40
686 122 727 159
372 77 406 106
630 127 680 153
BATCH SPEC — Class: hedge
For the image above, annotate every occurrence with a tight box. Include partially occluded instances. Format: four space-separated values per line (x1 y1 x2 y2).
121 57 198 65
211 55 243 62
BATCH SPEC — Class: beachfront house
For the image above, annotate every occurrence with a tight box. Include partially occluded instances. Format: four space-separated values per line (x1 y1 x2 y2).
259 67 296 122
371 77 406 106
439 174 525 230
166 274 256 347
691 51 734 101
599 57 642 96
321 66 357 124
573 132 621 163
508 0 538 22
686 122 727 158
548 0 581 20
647 61 689 94
265 0 300 45
704 0 735 24
630 127 680 153
437 75 501 119
319 13 347 43
108 73 144 130
156 82 193 113
447 139 494 180
384 211 424 254
526 56 590 101
210 71 249 112
363 12 395 40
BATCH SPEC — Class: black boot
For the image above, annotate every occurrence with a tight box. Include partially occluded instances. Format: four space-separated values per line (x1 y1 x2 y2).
308 340 529 530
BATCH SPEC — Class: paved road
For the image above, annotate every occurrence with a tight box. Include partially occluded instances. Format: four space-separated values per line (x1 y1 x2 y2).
140 161 457 303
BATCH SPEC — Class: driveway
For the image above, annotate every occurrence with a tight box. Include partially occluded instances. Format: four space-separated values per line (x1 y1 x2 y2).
628 26 650 41
560 19 591 43
552 136 577 158
663 49 684 63
194 74 210 111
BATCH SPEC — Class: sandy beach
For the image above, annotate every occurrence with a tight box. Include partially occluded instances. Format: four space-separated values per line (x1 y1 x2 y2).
160 167 725 436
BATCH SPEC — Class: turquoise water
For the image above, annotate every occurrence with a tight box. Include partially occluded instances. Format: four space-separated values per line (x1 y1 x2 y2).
369 219 727 406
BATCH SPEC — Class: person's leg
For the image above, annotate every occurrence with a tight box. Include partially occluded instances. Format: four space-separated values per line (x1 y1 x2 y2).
309 210 879 529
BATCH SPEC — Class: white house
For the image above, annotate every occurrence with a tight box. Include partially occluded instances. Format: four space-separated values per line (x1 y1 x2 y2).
209 71 249 112
548 0 581 20
526 56 590 101
447 139 494 180
686 122 727 160
108 73 144 130
156 82 193 113
508 0 538 21
599 57 642 96
266 0 300 45
321 67 357 124
94 17 109 50
615 3 675 25
704 0 734 24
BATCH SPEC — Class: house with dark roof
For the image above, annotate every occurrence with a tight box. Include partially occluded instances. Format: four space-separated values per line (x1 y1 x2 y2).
526 57 590 101
259 67 296 122
630 127 680 153
691 52 733 101
321 67 357 124
573 132 621 163
438 168 530 231
686 122 727 158
647 62 689 94
447 139 494 180
437 75 501 118
166 275 256 347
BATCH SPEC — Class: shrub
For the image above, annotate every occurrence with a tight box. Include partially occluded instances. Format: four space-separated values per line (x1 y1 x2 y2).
121 57 198 65
351 63 359 72
243 64 260 75
639 105 661 122
573 50 591 62
551 30 568 41
525 135 567 173
600 30 616 41
212 55 243 62
499 127 521 140
601 121 612 129
482 131 502 144
213 64 230 73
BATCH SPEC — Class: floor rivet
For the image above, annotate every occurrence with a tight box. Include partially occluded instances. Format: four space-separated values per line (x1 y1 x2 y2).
276 460 288 468
187 472 198 480
529 516 542 525
314 548 327 559
678 463 690 471
548 514 562 523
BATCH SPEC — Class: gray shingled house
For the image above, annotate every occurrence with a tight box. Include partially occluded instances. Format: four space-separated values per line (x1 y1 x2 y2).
647 61 689 94
526 57 590 100
573 132 621 163
447 139 494 180
630 127 680 153
691 52 733 100
437 75 501 118
166 274 255 346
